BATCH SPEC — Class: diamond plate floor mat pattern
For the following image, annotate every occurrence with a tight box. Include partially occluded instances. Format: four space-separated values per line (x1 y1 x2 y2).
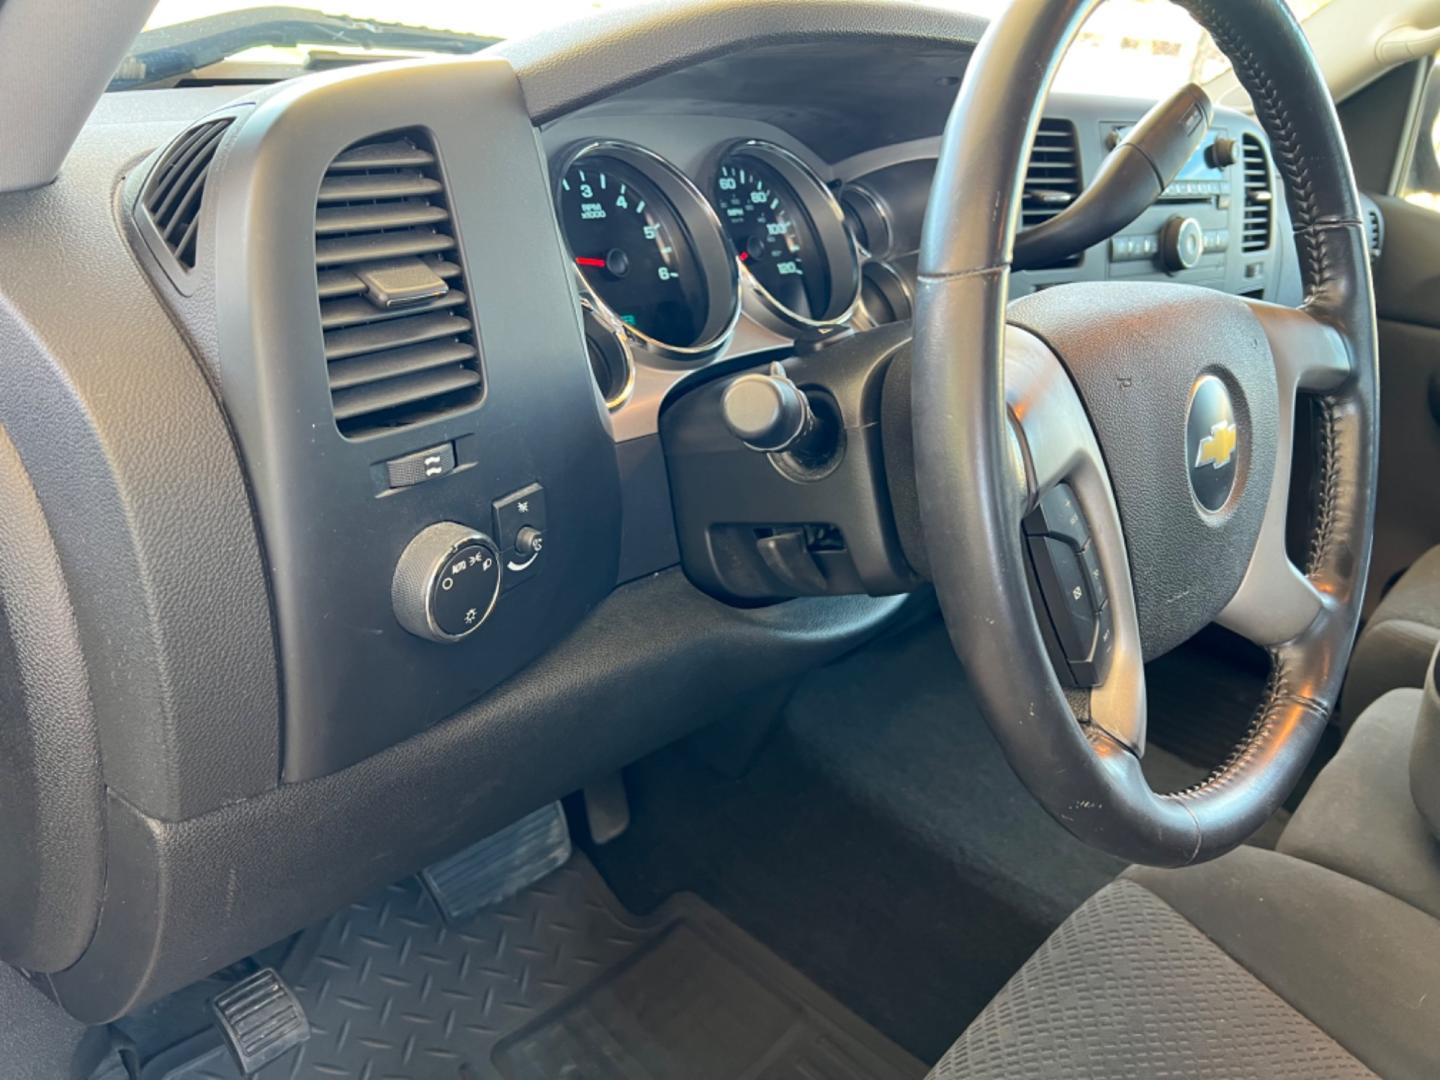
152 853 923 1079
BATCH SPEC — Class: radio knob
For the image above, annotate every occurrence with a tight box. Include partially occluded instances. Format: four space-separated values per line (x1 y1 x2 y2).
1208 136 1238 168
1160 215 1205 273
392 522 501 643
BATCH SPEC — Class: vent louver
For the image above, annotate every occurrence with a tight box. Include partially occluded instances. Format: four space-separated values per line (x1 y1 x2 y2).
141 118 232 272
1241 135 1273 253
1365 205 1383 260
315 130 482 438
1022 120 1082 268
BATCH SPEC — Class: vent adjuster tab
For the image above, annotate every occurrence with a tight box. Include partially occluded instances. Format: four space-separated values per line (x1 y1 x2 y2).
359 257 451 309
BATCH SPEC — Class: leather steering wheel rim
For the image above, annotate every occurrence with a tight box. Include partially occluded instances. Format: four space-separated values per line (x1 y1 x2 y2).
913 0 1378 867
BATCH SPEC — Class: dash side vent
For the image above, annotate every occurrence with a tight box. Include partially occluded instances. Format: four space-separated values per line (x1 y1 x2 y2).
141 118 232 272
1364 205 1383 261
314 130 482 438
1241 135 1273 253
1022 120 1082 268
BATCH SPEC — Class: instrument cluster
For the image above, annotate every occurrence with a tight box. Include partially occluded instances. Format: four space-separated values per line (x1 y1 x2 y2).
552 137 868 408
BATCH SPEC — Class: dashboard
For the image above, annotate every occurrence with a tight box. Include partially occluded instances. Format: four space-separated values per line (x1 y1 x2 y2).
0 2 1317 1024
539 90 1297 450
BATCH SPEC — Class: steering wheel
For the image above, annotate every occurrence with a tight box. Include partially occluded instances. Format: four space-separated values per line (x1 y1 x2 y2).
913 0 1377 866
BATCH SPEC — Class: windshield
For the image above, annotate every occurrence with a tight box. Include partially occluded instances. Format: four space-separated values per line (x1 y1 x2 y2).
119 0 1334 94
142 0 635 42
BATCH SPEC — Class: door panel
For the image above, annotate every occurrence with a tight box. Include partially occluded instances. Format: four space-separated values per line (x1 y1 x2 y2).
1367 196 1440 608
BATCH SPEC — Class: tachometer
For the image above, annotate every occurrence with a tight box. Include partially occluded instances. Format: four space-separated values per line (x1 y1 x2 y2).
556 142 739 358
713 141 859 332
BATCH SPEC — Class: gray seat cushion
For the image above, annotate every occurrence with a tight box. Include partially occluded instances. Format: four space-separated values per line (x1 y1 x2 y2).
930 847 1440 1079
1279 687 1440 922
1341 546 1440 727
928 876 1373 1079
1413 651 1440 839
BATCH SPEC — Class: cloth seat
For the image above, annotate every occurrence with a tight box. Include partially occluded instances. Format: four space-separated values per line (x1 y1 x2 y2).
1341 546 1440 727
929 682 1440 1079
1279 686 1440 922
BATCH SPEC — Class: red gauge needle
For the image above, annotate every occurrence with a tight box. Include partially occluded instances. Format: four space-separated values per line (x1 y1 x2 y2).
575 256 607 268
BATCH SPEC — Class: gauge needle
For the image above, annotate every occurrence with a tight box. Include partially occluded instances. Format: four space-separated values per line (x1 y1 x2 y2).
575 256 607 268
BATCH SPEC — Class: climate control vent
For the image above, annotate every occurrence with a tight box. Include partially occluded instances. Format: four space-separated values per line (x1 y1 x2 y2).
1241 134 1273 253
1022 120 1082 268
314 130 482 438
141 118 232 272
1364 204 1384 260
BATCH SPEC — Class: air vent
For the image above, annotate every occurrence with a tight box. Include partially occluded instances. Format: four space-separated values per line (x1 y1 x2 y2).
141 118 232 272
314 130 482 438
1022 120 1082 268
1364 205 1384 261
1241 134 1273 253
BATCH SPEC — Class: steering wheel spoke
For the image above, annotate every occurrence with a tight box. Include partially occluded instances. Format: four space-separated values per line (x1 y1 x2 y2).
1006 327 1147 753
1217 301 1351 646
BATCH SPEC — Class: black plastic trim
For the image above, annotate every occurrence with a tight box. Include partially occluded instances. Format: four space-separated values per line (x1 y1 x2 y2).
203 58 623 780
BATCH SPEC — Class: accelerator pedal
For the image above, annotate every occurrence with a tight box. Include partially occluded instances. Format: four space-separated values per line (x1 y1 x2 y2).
210 969 309 1076
421 800 571 924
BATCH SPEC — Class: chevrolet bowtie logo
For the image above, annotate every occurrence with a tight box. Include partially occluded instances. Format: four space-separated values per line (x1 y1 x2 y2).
1194 420 1238 470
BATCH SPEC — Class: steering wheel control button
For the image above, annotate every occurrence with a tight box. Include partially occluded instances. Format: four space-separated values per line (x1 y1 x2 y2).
1186 374 1240 513
1078 542 1108 608
1025 484 1113 689
1070 605 1116 687
392 523 501 643
1023 483 1092 551
1028 537 1098 660
385 442 456 489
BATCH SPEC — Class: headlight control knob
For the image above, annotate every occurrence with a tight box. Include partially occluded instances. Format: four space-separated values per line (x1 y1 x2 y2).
392 522 501 643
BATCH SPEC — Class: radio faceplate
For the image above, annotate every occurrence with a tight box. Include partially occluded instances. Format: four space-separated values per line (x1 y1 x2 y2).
1098 122 1270 290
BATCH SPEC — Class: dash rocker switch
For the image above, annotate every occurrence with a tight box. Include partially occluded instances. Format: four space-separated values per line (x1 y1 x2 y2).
385 442 456 489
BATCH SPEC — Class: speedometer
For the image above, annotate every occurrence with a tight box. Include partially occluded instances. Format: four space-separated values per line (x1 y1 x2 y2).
556 142 739 358
715 158 828 319
713 142 860 332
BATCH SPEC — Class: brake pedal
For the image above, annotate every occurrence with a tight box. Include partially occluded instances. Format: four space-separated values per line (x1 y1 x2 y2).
421 800 571 923
582 771 631 845
210 968 310 1076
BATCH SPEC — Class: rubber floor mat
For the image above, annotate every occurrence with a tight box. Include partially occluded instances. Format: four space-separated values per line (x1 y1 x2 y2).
151 853 923 1080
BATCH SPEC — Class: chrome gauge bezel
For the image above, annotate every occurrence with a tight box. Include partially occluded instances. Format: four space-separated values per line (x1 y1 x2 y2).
578 296 636 411
854 258 915 329
837 183 897 261
553 139 741 362
711 139 861 335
